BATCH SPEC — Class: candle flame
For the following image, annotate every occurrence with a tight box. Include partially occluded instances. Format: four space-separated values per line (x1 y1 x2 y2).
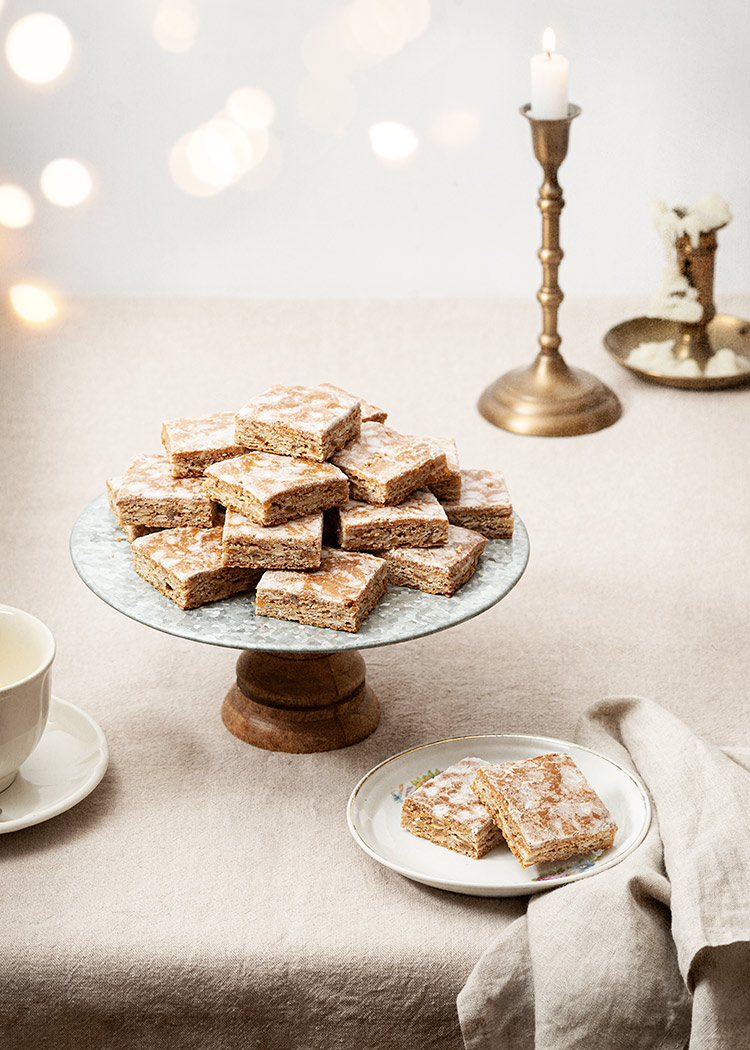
542 26 556 56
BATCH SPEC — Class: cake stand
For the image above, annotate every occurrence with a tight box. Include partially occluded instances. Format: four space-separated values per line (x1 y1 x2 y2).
70 494 529 753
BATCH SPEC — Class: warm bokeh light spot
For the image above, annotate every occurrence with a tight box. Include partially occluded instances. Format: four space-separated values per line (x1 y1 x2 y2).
185 126 235 190
301 0 430 80
187 120 253 188
225 87 276 134
401 0 431 41
170 86 280 197
40 158 92 207
5 13 73 84
430 108 481 149
0 184 35 228
10 284 58 323
369 120 419 162
347 0 411 59
237 132 283 192
153 1 198 53
242 128 270 170
169 134 222 197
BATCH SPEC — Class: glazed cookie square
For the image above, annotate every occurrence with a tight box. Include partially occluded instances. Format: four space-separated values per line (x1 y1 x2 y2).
131 527 261 609
108 453 220 529
221 509 323 569
401 757 505 860
471 753 618 869
255 547 387 633
203 452 349 526
106 476 161 542
234 384 361 462
315 383 388 424
373 524 486 596
333 489 449 551
426 436 461 502
161 411 246 478
331 422 447 505
440 468 514 538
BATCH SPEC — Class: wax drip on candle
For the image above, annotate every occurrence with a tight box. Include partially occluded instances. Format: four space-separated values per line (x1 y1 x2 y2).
648 194 732 323
625 339 750 377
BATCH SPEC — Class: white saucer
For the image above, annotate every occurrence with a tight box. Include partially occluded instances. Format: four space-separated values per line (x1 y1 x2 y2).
347 734 651 897
0 696 109 834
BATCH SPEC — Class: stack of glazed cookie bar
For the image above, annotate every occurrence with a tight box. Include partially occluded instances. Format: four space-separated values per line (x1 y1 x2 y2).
401 752 618 867
106 383 515 632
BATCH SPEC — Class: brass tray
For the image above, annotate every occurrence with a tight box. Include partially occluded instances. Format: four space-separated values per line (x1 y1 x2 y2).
603 314 750 391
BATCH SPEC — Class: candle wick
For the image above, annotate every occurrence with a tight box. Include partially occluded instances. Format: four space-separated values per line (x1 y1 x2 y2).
544 50 551 61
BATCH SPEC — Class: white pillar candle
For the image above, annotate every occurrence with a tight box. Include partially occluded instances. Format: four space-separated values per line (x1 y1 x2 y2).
530 27 569 119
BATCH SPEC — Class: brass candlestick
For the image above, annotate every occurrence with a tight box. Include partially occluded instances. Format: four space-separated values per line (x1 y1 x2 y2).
479 104 621 436
670 221 726 369
603 213 750 391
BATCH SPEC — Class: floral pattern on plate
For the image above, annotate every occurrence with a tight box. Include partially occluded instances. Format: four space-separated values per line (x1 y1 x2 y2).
390 768 442 803
531 850 606 882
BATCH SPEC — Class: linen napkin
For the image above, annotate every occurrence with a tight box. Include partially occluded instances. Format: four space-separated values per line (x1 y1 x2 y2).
457 696 750 1050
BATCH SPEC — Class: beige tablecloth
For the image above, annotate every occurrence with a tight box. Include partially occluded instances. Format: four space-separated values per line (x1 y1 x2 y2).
458 696 750 1049
2 296 749 1048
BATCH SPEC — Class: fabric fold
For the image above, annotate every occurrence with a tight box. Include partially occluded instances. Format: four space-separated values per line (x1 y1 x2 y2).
457 696 750 1050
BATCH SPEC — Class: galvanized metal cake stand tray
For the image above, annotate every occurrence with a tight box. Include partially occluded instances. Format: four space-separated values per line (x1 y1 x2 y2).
70 493 530 754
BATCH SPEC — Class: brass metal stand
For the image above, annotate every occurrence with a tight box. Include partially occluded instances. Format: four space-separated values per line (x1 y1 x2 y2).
479 104 621 436
604 217 750 391
670 222 726 369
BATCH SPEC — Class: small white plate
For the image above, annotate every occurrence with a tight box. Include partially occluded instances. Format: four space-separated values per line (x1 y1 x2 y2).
0 696 108 834
347 734 651 896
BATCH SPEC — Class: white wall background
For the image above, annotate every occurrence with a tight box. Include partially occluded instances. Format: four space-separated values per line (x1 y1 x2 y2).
1 0 748 305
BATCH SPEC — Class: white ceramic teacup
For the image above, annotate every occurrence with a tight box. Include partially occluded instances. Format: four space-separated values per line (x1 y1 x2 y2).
0 605 55 792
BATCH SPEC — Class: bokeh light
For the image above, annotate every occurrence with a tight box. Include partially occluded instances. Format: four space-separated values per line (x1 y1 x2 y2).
170 85 279 197
153 0 198 53
237 132 283 192
184 126 237 191
188 120 254 188
169 134 223 198
239 127 270 170
40 158 93 207
225 87 276 134
430 108 481 149
10 284 58 323
301 0 430 81
0 184 35 228
347 0 411 58
401 0 431 40
369 121 419 162
5 13 73 84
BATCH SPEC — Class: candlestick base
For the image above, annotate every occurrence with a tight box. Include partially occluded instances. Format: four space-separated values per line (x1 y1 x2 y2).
478 352 622 437
603 314 750 391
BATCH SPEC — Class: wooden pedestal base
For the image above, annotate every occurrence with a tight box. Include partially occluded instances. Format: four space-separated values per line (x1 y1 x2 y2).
221 649 380 753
